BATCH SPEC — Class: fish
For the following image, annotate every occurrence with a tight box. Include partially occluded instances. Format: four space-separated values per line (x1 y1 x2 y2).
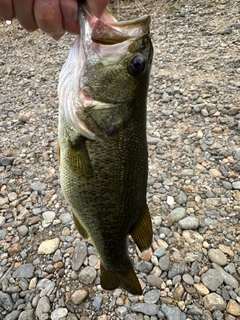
58 4 153 295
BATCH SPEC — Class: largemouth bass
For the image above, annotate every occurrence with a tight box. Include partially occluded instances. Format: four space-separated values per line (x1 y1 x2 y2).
58 4 153 295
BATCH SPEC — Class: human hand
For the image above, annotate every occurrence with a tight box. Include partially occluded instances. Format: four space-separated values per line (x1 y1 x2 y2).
0 0 109 39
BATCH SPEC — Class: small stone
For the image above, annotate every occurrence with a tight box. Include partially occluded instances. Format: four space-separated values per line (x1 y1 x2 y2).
72 240 87 271
201 269 223 291
0 197 8 206
161 304 181 320
37 238 60 254
144 289 160 303
159 254 170 271
135 261 153 273
0 292 14 311
226 299 240 316
8 192 17 201
35 296 51 317
131 303 159 315
30 182 46 192
208 248 228 266
203 293 226 311
232 181 240 190
17 225 29 237
12 264 34 278
154 247 165 258
178 217 199 229
212 263 238 289
93 293 103 310
182 273 194 285
79 266 97 285
218 244 234 257
115 306 128 318
71 290 88 305
173 283 185 301
51 308 68 320
18 309 34 320
8 243 23 256
146 275 163 289
194 283 209 295
168 207 187 222
209 169 222 177
5 310 21 320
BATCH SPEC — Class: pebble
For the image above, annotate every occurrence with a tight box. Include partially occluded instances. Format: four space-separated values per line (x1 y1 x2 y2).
226 299 240 316
131 303 159 315
201 269 223 291
178 217 199 229
168 207 187 221
0 292 14 311
51 308 68 320
37 238 60 255
161 304 181 320
79 266 97 285
144 290 160 303
12 264 34 278
208 248 228 266
203 293 226 312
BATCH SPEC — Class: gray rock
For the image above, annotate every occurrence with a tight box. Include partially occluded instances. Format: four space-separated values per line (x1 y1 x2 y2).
159 254 170 271
5 310 21 320
147 135 161 145
79 266 97 285
168 263 186 279
0 292 14 311
115 306 128 319
51 308 68 320
222 181 232 190
125 315 142 320
212 310 224 320
135 261 153 273
232 181 240 189
30 182 46 192
72 240 87 271
144 289 160 303
178 217 199 229
168 207 187 221
146 275 163 289
0 156 15 166
12 264 34 278
161 304 181 320
35 296 51 317
154 247 165 258
208 248 228 266
182 273 194 285
17 225 29 236
162 92 171 102
0 216 6 226
131 303 159 315
175 192 187 204
212 263 239 289
93 293 103 311
18 309 34 320
59 213 72 224
0 228 8 240
201 269 223 291
233 149 240 160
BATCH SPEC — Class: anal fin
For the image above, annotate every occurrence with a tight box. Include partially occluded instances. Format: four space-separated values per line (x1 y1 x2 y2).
100 261 142 295
130 203 153 252
73 212 89 239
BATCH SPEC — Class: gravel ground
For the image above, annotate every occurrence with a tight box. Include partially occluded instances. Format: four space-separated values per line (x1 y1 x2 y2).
0 0 240 319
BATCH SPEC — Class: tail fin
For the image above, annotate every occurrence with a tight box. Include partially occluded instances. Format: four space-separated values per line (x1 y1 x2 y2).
100 262 142 295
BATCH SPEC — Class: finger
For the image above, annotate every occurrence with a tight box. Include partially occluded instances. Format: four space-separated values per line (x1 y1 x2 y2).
0 0 15 20
34 0 65 39
87 0 109 18
13 0 38 32
59 0 79 35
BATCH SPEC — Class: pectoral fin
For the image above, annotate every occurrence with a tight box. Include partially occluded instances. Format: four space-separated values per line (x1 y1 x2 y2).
130 203 153 252
72 212 89 239
68 136 93 178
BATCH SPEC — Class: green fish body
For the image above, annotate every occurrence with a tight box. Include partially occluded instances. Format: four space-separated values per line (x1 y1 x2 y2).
58 6 153 295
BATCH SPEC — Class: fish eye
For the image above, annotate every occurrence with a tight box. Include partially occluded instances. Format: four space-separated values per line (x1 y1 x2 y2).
128 54 146 76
